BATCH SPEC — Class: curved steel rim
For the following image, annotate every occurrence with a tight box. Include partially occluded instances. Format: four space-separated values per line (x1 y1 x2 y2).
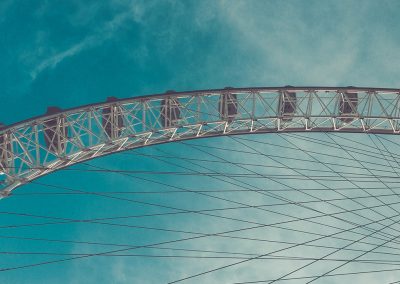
1 86 400 197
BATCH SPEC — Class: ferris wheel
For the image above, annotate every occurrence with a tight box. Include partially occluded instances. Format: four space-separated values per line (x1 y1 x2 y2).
2 86 400 283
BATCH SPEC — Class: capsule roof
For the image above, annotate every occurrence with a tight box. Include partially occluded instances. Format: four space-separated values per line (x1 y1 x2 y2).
46 106 62 115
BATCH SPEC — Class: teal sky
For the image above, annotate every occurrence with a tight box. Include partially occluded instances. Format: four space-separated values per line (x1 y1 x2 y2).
2 1 400 283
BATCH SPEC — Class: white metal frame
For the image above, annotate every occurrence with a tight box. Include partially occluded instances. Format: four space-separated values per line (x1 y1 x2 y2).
1 86 400 197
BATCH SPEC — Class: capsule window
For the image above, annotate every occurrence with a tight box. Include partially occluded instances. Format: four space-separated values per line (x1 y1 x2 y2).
160 97 181 128
219 93 238 123
278 91 297 121
43 107 68 154
339 92 358 122
102 97 124 139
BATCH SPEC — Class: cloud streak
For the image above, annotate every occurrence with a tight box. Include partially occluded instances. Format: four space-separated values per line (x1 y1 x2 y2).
30 3 142 80
30 37 95 80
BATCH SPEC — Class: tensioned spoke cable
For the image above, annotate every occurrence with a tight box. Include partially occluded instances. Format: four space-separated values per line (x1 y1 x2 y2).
31 179 316 234
328 132 400 162
237 132 399 177
170 138 400 217
7 173 400 276
269 194 400 283
279 133 400 213
5 193 399 274
287 132 400 164
6 125 400 280
85 156 382 245
29 177 400 249
148 141 400 252
285 131 400 167
39 173 392 182
4 227 400 261
375 134 400 151
368 134 400 178
238 132 400 180
239 133 396 167
231 267 400 283
326 133 400 194
374 135 400 184
232 134 400 235
301 134 400 284
196 137 400 243
4 209 400 261
223 134 398 271
5 209 400 272
7 196 400 251
304 220 400 283
6 93 400 282
8 195 400 259
162 134 400 282
368 134 400 215
10 185 400 195
7 191 400 224
150 145 400 245
0 217 300 272
375 134 400 177
4 187 400 275
5 164 400 280
39 137 400 262
78 134 400 260
226 133 400 284
2 250 400 266
167 209 400 283
322 133 400 238
284 133 400 189
185 137 400 175
309 209 400 284
128 149 400 177
142 145 400 282
20 180 400 251
3 143 400 178
13 145 400 195
7 167 400 181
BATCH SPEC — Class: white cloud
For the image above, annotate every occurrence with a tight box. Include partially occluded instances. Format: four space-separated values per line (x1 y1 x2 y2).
213 1 363 86
30 36 95 80
29 2 145 80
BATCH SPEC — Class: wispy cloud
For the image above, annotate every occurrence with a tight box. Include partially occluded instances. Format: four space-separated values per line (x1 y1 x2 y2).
30 36 95 80
30 3 143 80
213 1 363 86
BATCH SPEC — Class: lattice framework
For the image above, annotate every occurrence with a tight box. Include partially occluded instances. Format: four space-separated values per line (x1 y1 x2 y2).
1 87 400 196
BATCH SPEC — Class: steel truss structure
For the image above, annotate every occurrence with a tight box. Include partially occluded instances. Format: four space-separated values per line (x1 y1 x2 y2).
1 86 400 197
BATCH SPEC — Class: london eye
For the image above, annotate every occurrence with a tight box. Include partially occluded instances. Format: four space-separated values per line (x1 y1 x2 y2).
2 87 400 283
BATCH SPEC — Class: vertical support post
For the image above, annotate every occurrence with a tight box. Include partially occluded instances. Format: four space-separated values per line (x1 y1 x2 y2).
34 124 40 167
88 110 93 147
142 100 147 132
305 91 313 130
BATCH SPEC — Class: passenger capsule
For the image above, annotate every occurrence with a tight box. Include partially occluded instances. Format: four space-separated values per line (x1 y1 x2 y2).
43 107 68 154
102 97 124 139
219 93 238 123
339 91 358 122
160 97 180 127
278 91 297 121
